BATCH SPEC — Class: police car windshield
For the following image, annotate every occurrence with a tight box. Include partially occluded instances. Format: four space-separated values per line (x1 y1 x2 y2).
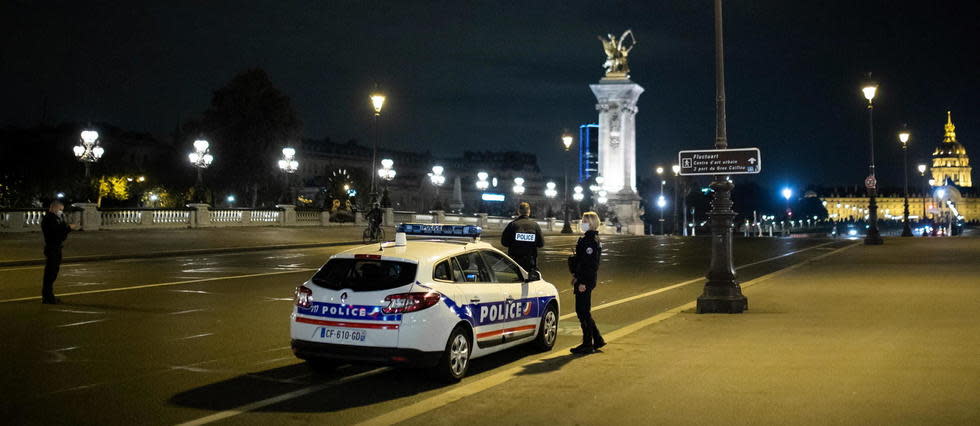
311 259 418 292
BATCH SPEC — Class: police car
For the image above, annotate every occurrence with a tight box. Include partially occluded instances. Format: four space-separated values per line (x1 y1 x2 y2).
290 224 560 382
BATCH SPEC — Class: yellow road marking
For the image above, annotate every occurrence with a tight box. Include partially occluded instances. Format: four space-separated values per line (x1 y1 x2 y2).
0 269 316 303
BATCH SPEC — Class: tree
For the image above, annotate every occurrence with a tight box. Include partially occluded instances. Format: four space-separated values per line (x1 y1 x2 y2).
190 68 303 207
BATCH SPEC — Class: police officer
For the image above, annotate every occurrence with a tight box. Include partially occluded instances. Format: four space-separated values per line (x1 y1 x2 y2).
500 202 544 273
570 211 605 354
41 200 78 304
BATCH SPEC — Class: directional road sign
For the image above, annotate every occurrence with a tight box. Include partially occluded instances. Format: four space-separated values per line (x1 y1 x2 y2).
678 147 761 176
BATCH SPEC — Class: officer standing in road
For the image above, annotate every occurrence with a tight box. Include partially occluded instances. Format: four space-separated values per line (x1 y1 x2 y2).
501 202 544 273
570 211 605 354
41 200 78 304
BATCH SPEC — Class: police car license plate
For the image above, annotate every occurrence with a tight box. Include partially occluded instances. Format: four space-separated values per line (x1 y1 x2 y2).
317 328 368 343
515 232 536 242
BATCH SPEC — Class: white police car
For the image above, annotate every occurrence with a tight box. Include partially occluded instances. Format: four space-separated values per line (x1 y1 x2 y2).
291 224 560 382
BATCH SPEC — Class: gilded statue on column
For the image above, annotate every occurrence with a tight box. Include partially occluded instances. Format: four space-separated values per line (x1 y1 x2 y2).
598 29 636 79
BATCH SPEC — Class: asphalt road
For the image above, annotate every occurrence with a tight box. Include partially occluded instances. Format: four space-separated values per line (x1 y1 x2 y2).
0 235 853 424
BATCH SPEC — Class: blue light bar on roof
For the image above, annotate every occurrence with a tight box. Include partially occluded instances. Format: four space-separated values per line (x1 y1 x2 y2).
396 223 483 237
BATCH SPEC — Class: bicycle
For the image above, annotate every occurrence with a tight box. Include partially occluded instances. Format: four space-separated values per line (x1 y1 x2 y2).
363 222 385 243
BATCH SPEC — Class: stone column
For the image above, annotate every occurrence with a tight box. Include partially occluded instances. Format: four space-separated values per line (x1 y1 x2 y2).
320 210 331 226
433 210 446 224
383 207 394 226
477 213 488 228
187 204 210 228
140 210 154 226
276 204 297 226
591 78 645 235
72 203 101 231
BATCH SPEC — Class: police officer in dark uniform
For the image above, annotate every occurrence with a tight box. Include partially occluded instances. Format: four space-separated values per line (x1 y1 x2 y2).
570 211 605 354
500 202 544 273
41 200 77 304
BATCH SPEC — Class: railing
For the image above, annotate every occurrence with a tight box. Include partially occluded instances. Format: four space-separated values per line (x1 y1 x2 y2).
101 209 142 226
251 210 280 223
0 209 46 231
210 209 243 223
296 210 320 224
154 210 191 225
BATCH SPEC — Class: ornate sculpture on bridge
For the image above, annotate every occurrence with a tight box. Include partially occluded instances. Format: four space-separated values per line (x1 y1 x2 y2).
598 29 636 78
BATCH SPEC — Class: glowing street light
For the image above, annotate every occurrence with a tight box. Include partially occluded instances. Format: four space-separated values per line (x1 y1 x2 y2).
476 171 490 191
277 147 299 204
188 139 214 187
377 158 396 207
544 181 558 198
428 165 446 210
917 164 927 176
572 185 584 202
369 90 387 204
73 129 105 178
560 130 575 233
512 177 526 196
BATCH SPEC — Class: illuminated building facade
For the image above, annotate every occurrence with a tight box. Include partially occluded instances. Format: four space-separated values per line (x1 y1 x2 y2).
578 123 599 183
931 111 972 187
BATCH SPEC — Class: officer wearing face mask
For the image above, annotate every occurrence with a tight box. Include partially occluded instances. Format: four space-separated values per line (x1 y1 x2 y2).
41 200 78 304
570 211 604 354
500 202 544 273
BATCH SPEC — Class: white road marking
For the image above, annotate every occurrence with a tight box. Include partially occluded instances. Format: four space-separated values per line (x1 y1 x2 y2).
176 333 214 341
53 308 104 315
175 367 391 426
0 263 82 272
170 289 214 294
354 242 859 426
0 269 316 303
169 308 207 315
55 319 107 328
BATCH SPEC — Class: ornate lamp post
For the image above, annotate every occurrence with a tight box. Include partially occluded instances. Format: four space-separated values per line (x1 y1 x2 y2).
73 129 105 178
188 139 214 187
545 181 558 204
697 0 747 314
73 129 104 201
369 91 386 205
862 76 884 245
656 192 667 235
278 147 299 204
512 177 526 199
377 158 396 207
428 165 446 210
899 127 913 236
593 175 607 205
782 187 793 219
561 132 575 233
917 164 927 224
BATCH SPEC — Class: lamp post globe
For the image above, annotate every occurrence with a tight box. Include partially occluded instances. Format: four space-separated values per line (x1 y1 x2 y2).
428 165 445 210
560 131 575 233
378 158 395 208
369 90 387 206
188 138 213 202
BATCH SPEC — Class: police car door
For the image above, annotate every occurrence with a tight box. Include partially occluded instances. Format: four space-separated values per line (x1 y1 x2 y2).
480 250 537 345
452 251 508 351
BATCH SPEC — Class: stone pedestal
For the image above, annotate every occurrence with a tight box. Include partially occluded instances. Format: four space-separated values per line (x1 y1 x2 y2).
591 77 645 235
276 204 297 226
382 207 395 227
72 203 101 231
187 204 210 228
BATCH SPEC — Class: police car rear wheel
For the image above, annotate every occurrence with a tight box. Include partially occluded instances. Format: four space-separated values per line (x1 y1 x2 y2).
533 304 558 351
434 326 471 382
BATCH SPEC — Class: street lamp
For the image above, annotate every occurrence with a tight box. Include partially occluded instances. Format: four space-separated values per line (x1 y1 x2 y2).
512 177 525 196
561 131 575 233
278 147 299 204
369 90 386 205
476 171 490 191
377 158 395 207
594 175 607 205
781 187 793 220
656 193 667 235
898 127 913 236
697 0 747 314
73 129 105 201
862 75 883 245
428 165 445 210
188 139 214 187
671 164 681 234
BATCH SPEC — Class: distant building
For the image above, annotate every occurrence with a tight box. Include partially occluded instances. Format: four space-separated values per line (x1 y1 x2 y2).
931 111 972 187
578 124 599 182
822 112 978 222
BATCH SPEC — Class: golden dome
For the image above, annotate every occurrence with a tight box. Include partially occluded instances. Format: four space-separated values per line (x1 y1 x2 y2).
933 111 968 156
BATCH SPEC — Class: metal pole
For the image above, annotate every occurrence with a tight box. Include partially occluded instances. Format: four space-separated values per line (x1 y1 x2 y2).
865 98 883 244
673 175 679 234
901 144 912 236
371 114 379 205
697 0 746 314
562 147 573 233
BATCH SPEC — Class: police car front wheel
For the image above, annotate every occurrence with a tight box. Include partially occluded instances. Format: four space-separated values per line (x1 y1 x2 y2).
434 325 472 383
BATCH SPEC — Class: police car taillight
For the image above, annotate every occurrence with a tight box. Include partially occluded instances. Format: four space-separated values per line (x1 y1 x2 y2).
294 285 313 309
382 292 441 314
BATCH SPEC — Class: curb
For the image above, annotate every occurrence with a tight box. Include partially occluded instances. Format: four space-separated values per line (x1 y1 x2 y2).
0 240 363 268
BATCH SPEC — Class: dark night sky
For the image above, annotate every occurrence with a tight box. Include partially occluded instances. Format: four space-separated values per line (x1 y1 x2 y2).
3 0 979 191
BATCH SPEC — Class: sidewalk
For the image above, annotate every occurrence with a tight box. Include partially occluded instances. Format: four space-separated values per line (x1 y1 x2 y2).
412 237 980 425
0 225 584 266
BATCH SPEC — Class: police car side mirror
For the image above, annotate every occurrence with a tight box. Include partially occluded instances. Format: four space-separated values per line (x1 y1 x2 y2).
525 270 541 282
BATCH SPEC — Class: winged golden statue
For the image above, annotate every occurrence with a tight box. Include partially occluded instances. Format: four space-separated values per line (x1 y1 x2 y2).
598 29 636 78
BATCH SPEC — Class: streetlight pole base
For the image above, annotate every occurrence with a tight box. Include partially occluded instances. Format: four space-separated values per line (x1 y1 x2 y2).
864 232 884 245
696 285 748 314
900 224 913 237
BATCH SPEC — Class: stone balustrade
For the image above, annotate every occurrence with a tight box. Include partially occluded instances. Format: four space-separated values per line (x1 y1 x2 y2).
0 204 571 233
